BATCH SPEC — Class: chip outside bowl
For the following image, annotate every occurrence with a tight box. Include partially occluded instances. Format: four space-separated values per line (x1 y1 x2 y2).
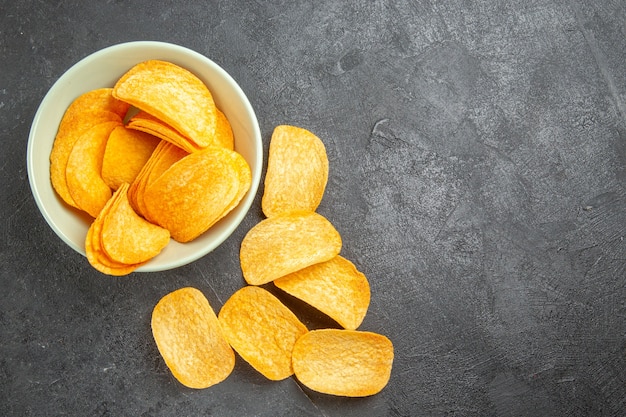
27 41 263 272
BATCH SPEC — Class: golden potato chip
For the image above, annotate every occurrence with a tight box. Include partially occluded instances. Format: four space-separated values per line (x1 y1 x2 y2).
113 60 218 148
152 287 235 389
102 126 160 190
128 141 188 220
214 108 234 150
273 255 370 330
66 121 121 218
127 111 200 153
143 147 251 243
240 211 342 285
101 183 170 264
50 88 129 207
218 286 308 380
292 329 394 397
85 185 146 276
261 125 329 217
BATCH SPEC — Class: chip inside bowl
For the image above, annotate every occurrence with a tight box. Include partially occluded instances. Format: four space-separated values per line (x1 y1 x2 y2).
85 183 170 275
143 146 252 243
65 120 121 218
102 125 161 190
113 59 219 149
50 88 129 209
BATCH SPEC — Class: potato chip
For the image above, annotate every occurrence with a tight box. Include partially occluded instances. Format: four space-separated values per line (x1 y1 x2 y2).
261 125 329 217
113 60 218 148
50 88 129 207
240 211 342 285
127 111 200 153
152 287 235 389
143 147 251 243
218 286 308 380
101 183 170 264
128 108 234 152
85 185 147 276
128 141 188 220
273 255 370 330
292 329 394 397
66 120 121 218
214 108 234 150
102 125 160 190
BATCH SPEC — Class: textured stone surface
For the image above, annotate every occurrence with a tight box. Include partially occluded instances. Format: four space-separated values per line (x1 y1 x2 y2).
1 1 625 415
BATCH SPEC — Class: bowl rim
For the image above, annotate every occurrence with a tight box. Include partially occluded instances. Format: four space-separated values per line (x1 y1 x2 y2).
27 40 263 272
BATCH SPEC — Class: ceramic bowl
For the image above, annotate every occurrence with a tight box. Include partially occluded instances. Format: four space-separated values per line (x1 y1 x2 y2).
27 41 262 272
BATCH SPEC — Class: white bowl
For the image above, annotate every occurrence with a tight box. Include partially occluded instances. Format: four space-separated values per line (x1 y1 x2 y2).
27 41 262 272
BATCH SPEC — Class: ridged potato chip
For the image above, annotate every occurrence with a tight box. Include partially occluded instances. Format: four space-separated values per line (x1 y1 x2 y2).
152 287 235 389
218 286 308 380
102 125 160 190
113 60 218 148
66 120 121 218
261 125 328 217
274 255 370 330
143 146 251 242
292 329 394 397
240 211 342 285
50 88 129 208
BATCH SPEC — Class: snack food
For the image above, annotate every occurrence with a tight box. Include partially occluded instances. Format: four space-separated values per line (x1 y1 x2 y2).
151 287 235 389
113 59 218 148
239 211 342 285
50 88 129 208
218 286 308 380
65 120 121 218
143 146 251 243
273 255 370 330
85 183 169 275
292 329 394 397
48 60 253 274
261 125 328 217
101 125 160 190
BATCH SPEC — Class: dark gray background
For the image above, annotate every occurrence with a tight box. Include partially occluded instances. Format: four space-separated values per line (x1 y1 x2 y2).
1 1 625 416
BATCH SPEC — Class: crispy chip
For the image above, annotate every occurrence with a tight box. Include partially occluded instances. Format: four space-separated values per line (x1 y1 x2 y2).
240 211 342 285
214 108 234 150
143 147 251 242
261 125 329 217
273 255 370 330
127 111 200 153
66 121 121 218
128 141 188 220
102 126 160 190
218 286 308 380
152 287 235 389
101 183 170 264
113 60 218 148
128 108 234 152
85 185 147 276
292 329 394 397
50 88 129 207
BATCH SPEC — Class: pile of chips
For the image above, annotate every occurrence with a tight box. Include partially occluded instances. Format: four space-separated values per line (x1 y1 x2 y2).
152 125 394 397
49 60 251 275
